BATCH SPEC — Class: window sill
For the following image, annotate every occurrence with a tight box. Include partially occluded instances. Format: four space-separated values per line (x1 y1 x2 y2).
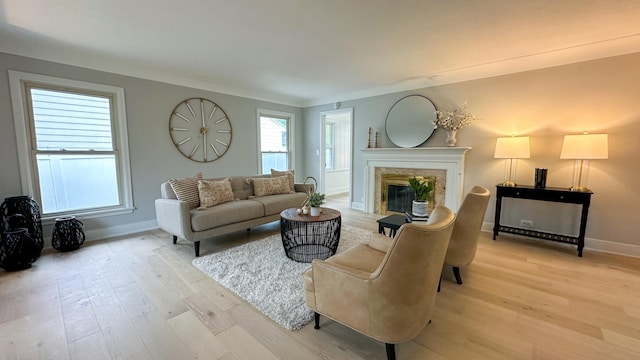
41 206 135 225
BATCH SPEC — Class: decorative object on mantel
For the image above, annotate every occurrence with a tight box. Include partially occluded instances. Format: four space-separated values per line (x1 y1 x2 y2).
494 136 530 186
367 127 372 148
408 176 433 217
375 131 379 148
433 101 480 147
386 95 437 148
560 132 608 192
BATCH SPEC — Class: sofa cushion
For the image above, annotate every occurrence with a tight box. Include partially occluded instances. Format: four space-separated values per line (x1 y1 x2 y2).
198 178 234 209
190 199 265 231
251 192 308 216
168 172 202 209
271 169 295 192
229 176 255 200
249 176 293 197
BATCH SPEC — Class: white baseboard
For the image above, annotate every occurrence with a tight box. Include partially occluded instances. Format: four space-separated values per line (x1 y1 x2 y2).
43 219 159 248
481 221 640 259
584 238 640 258
351 201 364 211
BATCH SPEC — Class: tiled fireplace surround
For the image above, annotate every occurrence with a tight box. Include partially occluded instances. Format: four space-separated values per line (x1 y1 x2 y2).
361 147 471 214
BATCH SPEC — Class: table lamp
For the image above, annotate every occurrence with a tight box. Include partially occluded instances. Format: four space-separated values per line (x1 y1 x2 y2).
494 136 530 186
560 133 608 192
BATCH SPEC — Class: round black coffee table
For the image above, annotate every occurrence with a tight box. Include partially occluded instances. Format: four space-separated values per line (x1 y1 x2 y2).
280 207 341 263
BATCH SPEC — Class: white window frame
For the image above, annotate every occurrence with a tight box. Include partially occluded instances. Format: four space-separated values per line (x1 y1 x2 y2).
256 108 295 174
9 70 134 222
325 121 335 171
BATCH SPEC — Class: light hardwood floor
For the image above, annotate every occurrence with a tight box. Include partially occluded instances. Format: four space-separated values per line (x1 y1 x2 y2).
1 195 640 360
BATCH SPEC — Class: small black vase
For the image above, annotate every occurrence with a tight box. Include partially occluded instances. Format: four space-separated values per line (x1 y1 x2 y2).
52 216 85 252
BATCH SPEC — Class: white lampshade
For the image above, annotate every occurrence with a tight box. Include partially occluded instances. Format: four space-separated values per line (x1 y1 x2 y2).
560 134 608 160
494 136 531 159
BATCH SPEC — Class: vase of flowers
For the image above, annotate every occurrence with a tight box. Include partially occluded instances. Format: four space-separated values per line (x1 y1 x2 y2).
433 101 479 147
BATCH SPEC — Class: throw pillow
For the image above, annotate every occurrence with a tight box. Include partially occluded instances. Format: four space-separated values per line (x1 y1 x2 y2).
198 178 234 209
250 176 294 197
168 173 203 209
271 169 295 192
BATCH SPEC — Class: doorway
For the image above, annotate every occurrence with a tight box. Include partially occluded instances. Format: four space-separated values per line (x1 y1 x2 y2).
320 108 353 203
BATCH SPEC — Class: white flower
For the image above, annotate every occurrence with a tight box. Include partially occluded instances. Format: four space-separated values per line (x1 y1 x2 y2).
433 101 479 131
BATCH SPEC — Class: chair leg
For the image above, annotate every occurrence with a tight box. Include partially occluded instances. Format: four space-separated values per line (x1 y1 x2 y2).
172 235 177 244
453 267 463 285
385 343 396 360
194 241 200 257
438 277 441 292
314 312 320 329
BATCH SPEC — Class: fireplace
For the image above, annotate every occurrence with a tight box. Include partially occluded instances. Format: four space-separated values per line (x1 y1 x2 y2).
361 147 471 214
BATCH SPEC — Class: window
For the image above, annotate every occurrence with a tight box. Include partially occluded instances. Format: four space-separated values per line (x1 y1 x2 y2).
9 71 133 220
257 109 294 174
325 122 335 170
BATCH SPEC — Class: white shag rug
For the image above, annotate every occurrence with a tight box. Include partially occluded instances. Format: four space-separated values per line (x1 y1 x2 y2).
192 225 372 331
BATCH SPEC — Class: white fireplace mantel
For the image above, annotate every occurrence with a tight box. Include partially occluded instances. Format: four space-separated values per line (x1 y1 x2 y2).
361 147 471 213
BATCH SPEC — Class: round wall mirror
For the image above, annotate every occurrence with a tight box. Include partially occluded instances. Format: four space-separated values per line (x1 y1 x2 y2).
385 95 437 148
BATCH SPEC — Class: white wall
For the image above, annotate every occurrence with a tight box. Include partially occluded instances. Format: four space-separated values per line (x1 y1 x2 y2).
0 52 303 242
303 52 640 254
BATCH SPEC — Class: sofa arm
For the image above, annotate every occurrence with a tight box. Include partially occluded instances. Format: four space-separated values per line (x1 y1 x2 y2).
368 232 394 253
154 198 194 241
294 183 314 193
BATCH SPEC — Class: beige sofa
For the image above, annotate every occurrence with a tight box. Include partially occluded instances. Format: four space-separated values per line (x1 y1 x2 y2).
155 174 309 257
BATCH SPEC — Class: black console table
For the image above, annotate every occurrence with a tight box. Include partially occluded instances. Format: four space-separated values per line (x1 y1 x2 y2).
493 185 592 257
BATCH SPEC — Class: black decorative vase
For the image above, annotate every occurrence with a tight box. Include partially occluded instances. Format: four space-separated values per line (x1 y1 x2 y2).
0 228 40 271
52 216 85 252
0 196 44 271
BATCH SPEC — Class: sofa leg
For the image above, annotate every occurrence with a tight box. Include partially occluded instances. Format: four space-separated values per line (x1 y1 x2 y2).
314 312 320 329
194 241 200 257
453 267 463 285
385 343 396 360
172 235 177 245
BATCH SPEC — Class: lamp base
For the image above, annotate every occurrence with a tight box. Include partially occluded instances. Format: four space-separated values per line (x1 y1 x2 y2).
570 186 591 192
501 181 517 187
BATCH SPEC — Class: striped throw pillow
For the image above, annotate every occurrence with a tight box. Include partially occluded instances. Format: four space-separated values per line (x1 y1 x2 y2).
168 172 203 209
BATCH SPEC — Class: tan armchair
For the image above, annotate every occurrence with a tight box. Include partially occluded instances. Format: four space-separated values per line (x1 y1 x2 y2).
444 185 491 286
303 206 456 360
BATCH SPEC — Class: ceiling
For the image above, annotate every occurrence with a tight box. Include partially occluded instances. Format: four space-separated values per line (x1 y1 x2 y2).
2 0 640 107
